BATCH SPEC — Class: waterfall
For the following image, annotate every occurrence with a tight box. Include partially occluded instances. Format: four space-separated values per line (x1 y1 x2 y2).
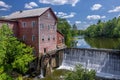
58 48 120 79
38 68 44 78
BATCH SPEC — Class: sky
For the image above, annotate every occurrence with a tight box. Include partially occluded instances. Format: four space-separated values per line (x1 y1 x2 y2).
0 0 120 30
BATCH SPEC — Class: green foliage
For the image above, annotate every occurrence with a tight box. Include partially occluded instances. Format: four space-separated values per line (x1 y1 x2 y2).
57 18 73 47
0 24 34 78
16 75 23 80
85 17 120 38
71 24 78 36
64 65 96 80
40 69 70 80
0 73 13 80
77 30 85 35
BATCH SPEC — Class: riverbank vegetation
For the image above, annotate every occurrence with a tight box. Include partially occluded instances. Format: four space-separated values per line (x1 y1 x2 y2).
85 17 120 38
39 65 96 80
0 24 34 80
57 18 78 47
64 65 96 80
39 69 70 80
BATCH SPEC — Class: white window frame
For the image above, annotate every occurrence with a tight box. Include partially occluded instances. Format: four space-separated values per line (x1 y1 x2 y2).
32 21 36 27
48 35 50 41
42 35 44 42
48 25 50 30
32 35 35 41
23 35 26 41
40 24 44 29
53 36 55 40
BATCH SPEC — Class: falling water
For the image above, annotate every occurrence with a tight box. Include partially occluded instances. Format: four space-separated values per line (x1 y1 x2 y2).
58 48 120 79
38 68 44 78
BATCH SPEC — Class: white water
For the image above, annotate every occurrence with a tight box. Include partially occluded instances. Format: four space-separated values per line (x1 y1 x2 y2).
38 68 44 78
58 49 120 79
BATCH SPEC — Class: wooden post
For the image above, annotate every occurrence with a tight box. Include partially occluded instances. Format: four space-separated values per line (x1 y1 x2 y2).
37 53 41 74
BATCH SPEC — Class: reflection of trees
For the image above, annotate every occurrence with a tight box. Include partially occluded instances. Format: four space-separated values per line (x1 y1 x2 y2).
84 37 120 49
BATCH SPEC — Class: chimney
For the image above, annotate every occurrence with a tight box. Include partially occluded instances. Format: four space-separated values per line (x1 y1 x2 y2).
19 10 23 13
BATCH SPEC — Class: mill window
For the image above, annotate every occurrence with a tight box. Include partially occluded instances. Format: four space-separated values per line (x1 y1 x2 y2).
32 35 35 41
40 24 44 29
48 35 50 41
42 36 44 41
22 22 26 28
22 35 26 41
32 21 36 27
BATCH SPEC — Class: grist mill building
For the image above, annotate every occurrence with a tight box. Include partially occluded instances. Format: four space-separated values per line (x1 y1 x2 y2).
0 7 65 57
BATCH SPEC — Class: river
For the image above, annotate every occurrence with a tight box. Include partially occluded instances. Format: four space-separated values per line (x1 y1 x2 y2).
75 37 120 49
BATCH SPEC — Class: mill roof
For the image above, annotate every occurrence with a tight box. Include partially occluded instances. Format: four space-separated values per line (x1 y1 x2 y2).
6 7 53 19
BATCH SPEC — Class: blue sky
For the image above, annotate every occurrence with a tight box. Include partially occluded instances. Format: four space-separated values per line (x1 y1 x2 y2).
0 0 120 29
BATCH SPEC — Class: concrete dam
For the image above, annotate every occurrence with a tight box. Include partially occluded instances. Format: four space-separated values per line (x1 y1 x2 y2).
58 48 120 79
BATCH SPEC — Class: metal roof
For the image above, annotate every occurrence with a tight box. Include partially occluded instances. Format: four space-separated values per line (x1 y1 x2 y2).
6 7 50 19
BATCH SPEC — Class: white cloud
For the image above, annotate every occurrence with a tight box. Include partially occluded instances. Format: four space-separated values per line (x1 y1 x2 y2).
108 6 120 13
54 12 57 15
56 12 76 18
57 12 67 17
118 14 120 17
91 4 102 11
67 20 71 24
75 21 81 24
0 1 11 11
25 2 38 9
0 8 8 11
77 22 91 30
39 0 80 7
0 1 11 8
25 4 32 9
74 21 94 30
62 12 76 18
87 15 106 20
101 16 106 18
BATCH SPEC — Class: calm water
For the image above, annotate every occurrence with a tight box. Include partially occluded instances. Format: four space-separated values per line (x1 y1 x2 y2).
76 37 120 49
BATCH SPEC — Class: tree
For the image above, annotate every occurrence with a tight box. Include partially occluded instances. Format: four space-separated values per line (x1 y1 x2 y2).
64 65 96 80
57 18 73 47
71 24 78 37
0 24 34 79
72 24 78 30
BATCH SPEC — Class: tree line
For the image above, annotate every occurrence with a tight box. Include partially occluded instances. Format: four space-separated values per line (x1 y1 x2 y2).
85 17 120 38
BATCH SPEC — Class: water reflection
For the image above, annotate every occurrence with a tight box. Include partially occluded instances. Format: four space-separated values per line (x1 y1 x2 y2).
76 37 120 49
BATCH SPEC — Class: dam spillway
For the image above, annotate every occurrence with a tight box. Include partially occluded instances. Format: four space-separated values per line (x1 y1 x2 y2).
58 48 120 79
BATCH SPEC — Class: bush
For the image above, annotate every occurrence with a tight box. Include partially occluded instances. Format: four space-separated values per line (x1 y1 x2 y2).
64 65 96 80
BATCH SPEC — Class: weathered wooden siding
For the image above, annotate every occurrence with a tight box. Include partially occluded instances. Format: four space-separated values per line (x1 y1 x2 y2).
57 31 64 46
17 17 39 56
39 9 57 54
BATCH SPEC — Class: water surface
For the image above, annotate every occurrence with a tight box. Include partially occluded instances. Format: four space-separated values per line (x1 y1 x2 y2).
76 37 120 49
